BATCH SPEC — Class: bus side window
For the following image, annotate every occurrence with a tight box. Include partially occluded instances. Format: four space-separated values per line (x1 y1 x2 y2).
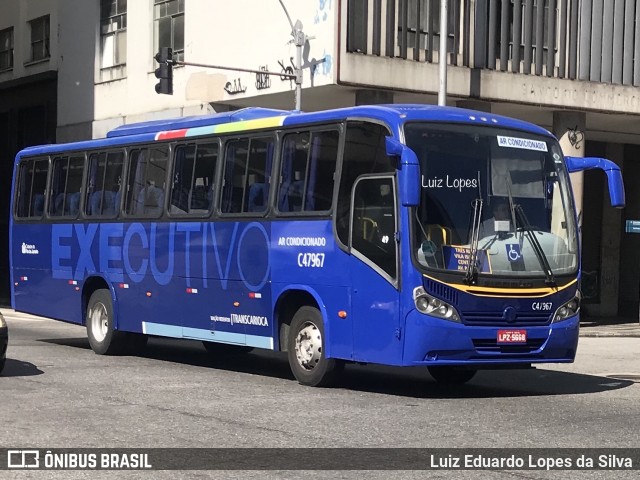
221 137 273 214
192 142 218 212
86 151 124 217
336 122 395 247
48 155 84 218
351 176 397 280
277 130 338 214
15 158 48 219
170 144 196 214
126 146 168 217
170 141 218 215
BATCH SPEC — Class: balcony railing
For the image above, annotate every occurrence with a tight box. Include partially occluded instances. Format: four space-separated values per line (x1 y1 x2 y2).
346 0 640 86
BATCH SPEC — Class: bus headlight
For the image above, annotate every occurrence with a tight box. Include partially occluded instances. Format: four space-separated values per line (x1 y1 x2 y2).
552 294 581 322
413 286 460 322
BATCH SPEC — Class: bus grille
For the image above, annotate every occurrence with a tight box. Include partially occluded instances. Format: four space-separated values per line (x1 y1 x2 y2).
472 338 546 354
462 311 551 326
424 279 459 305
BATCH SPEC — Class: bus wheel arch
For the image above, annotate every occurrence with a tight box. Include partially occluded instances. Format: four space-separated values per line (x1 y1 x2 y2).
274 289 320 353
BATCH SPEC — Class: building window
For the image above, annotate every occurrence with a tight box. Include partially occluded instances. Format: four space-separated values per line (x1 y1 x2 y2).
100 0 127 70
0 27 14 71
28 15 50 62
402 0 455 52
154 0 184 62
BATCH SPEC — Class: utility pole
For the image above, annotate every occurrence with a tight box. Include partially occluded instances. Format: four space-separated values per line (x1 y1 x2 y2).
278 0 305 111
153 1 317 111
438 0 448 106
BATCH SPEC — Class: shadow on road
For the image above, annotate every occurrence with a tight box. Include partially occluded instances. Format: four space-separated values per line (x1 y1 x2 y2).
144 338 295 381
336 365 635 399
1 358 44 377
37 336 634 398
39 335 295 381
39 337 92 350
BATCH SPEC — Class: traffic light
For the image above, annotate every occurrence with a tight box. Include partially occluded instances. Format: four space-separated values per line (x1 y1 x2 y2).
154 47 173 95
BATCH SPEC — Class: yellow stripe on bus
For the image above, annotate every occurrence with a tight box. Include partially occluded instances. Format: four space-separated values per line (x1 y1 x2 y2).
422 274 577 298
212 116 286 134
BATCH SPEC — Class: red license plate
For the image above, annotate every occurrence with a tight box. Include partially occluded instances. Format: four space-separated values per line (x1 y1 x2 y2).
497 329 527 344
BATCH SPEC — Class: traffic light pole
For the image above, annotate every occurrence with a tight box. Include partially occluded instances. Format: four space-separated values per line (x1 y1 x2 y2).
167 60 304 110
170 60 297 80
155 1 308 110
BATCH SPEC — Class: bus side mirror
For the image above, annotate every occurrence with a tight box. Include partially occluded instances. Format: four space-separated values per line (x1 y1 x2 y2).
386 137 420 207
565 156 625 208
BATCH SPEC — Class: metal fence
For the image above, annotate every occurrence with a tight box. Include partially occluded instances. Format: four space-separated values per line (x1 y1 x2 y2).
346 0 640 86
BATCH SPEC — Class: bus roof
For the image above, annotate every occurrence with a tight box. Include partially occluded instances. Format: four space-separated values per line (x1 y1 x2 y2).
109 104 551 138
106 107 291 138
16 104 553 159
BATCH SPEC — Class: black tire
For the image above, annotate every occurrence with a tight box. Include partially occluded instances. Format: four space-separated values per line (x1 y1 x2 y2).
428 366 477 385
0 358 5 375
86 289 127 355
202 341 253 355
287 306 341 387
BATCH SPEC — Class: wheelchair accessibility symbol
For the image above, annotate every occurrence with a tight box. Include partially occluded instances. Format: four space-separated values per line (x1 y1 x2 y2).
506 244 522 262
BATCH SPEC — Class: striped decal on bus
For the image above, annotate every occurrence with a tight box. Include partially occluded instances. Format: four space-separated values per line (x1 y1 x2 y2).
154 116 287 141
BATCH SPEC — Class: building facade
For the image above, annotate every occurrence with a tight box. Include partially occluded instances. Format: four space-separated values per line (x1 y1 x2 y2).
1 0 639 320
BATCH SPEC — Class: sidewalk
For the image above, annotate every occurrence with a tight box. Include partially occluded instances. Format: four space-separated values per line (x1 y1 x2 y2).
580 317 640 337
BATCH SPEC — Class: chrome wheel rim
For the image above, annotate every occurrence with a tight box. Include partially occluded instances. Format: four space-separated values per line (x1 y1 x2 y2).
294 321 322 371
89 302 109 342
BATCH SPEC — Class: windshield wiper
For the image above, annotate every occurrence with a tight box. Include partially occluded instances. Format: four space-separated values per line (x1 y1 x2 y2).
503 178 556 286
465 198 483 285
514 205 556 287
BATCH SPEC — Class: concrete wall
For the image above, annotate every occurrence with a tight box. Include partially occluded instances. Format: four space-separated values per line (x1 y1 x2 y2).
91 0 337 133
56 0 97 142
0 0 59 82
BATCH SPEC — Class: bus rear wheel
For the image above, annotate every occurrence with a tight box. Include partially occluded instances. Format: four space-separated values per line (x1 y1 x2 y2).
428 366 477 385
86 289 127 355
287 306 341 387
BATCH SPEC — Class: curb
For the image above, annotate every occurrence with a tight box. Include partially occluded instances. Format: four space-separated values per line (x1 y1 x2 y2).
579 332 640 338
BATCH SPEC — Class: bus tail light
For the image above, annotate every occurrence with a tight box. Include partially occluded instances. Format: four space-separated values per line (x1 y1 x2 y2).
413 286 461 322
552 293 581 323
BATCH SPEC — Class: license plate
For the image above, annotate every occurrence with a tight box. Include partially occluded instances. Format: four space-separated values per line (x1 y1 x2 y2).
497 329 527 343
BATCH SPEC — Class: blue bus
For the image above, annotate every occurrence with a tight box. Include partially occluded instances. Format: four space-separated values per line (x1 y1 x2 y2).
9 105 624 386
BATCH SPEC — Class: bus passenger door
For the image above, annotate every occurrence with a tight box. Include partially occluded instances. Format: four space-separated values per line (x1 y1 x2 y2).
348 176 402 363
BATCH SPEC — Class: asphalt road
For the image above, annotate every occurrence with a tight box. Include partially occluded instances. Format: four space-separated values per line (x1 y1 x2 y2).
0 309 639 479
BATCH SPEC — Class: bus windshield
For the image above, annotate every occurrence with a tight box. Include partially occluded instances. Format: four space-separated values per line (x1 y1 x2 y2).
405 122 578 279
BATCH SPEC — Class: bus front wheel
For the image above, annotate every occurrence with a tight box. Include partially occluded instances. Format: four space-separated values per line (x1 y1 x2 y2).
287 306 341 387
86 289 127 355
428 366 477 385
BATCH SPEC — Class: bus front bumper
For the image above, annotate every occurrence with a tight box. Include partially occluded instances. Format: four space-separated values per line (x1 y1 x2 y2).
403 310 580 367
